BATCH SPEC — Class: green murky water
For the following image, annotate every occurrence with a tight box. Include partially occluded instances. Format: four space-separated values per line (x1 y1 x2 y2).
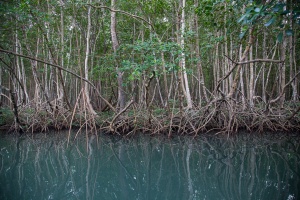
0 131 299 200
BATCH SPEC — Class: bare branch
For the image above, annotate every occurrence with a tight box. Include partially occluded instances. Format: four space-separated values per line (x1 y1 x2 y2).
109 99 134 132
0 48 116 112
87 4 155 31
234 59 284 65
269 69 300 104
215 55 284 96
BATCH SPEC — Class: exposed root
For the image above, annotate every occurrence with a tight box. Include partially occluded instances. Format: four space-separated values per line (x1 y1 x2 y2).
2 97 300 135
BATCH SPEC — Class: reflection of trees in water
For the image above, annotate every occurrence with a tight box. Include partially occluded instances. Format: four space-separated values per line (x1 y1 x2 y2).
0 134 83 199
0 133 299 200
192 134 300 200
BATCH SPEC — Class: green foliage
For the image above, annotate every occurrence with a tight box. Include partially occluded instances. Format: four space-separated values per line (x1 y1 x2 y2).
195 0 235 28
91 54 117 81
139 0 171 15
117 39 183 81
238 1 300 41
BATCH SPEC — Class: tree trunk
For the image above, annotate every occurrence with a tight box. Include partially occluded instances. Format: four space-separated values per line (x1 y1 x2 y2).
262 29 267 103
194 0 208 105
214 32 219 94
292 33 298 101
239 44 246 110
227 28 254 100
111 0 125 110
279 32 286 107
180 0 192 108
58 2 65 104
84 1 97 114
289 9 297 101
249 44 254 108
279 0 287 107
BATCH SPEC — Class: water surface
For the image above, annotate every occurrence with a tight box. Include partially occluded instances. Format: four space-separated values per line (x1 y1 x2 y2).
0 131 299 200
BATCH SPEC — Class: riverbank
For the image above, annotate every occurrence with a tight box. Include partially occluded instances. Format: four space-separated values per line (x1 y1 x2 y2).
1 100 299 135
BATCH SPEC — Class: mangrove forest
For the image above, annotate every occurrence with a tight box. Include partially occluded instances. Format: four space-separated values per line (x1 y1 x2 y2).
0 0 300 135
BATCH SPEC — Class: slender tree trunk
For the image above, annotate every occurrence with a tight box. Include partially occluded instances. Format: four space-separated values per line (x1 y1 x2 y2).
289 10 297 101
214 32 220 94
239 45 246 110
84 1 97 114
111 0 125 110
18 40 29 105
59 2 65 104
279 0 287 107
229 34 233 92
180 0 192 108
249 44 254 108
15 30 27 105
194 0 208 105
224 2 229 94
279 32 286 107
262 29 267 103
46 0 58 103
292 33 298 101
15 31 21 104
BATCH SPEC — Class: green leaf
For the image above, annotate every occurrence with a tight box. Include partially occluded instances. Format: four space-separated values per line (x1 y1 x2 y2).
277 32 283 42
285 29 293 36
237 14 247 23
264 16 276 27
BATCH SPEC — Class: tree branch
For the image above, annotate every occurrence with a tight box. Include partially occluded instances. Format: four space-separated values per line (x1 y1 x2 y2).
269 69 300 104
216 55 284 96
0 48 116 112
109 99 134 132
87 4 155 31
234 58 284 65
